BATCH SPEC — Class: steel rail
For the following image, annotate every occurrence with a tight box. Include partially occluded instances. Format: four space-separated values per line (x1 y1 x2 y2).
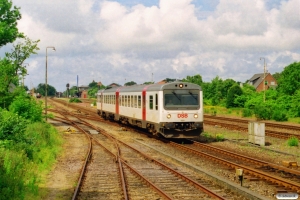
69 115 226 199
170 141 300 193
190 140 300 176
49 103 128 200
204 119 300 140
114 137 226 199
205 114 300 132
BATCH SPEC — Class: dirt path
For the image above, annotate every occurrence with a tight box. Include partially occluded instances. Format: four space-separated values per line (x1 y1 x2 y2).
39 120 88 200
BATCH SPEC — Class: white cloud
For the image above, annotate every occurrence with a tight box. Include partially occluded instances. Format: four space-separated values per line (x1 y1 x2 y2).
5 0 299 91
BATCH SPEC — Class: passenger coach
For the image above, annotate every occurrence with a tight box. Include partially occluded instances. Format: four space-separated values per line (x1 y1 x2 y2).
96 82 203 138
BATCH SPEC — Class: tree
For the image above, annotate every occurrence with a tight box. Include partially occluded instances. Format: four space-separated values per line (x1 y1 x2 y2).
143 81 154 85
272 72 281 81
226 84 243 108
277 62 300 95
36 83 56 96
88 80 98 88
125 81 137 86
0 0 23 47
5 36 40 76
69 86 78 97
88 87 98 98
0 58 19 108
182 74 203 86
220 79 236 97
164 78 177 83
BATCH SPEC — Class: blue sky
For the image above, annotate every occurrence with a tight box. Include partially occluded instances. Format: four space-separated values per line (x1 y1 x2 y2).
1 0 299 92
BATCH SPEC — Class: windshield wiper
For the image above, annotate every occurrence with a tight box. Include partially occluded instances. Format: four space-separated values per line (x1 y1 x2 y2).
172 91 181 102
189 92 197 101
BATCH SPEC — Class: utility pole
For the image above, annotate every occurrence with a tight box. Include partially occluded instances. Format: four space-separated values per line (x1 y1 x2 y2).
260 57 266 102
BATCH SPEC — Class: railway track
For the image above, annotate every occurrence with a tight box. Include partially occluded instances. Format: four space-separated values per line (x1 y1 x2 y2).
47 98 300 199
204 115 300 140
48 100 230 199
182 140 300 193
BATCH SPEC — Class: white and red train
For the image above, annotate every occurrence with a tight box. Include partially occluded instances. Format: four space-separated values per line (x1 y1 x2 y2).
96 82 203 138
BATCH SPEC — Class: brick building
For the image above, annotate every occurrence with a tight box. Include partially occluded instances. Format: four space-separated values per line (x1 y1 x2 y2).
247 73 277 92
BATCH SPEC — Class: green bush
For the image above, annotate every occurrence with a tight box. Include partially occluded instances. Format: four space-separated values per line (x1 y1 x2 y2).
242 108 253 117
202 132 211 138
0 122 63 199
0 109 27 141
210 107 217 116
254 104 272 120
69 98 82 103
226 84 243 108
0 148 38 200
216 134 225 141
272 109 288 121
9 95 43 122
287 137 299 147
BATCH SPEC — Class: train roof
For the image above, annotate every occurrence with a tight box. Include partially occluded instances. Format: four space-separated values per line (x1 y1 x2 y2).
97 82 202 94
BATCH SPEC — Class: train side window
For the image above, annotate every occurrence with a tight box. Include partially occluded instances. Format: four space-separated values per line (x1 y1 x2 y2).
155 94 158 110
149 95 153 110
134 95 137 108
138 95 141 108
131 95 133 107
127 95 129 107
124 95 127 107
114 95 115 104
127 95 131 107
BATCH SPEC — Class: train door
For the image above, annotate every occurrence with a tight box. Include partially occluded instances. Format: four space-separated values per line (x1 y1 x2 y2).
115 89 120 120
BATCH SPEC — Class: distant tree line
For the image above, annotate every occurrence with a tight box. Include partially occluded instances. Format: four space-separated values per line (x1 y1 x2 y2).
182 62 300 121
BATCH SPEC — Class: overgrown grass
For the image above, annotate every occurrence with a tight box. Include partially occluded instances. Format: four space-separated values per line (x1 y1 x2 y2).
69 98 82 103
287 137 299 147
204 106 246 118
215 133 225 142
0 122 63 200
204 105 299 123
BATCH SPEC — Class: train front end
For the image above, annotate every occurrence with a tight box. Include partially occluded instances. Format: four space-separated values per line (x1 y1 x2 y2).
159 82 203 138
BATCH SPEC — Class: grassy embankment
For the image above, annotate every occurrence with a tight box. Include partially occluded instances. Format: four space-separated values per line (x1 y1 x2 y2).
0 108 63 200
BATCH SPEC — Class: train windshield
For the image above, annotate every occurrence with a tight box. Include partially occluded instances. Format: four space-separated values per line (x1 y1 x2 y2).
164 89 200 110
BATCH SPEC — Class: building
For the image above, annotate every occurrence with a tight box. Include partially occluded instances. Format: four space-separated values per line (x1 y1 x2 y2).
106 83 121 88
247 73 277 92
78 85 89 91
77 85 89 98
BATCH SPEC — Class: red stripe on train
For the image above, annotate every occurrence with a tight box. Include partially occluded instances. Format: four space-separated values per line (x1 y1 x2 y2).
116 88 121 115
142 85 151 120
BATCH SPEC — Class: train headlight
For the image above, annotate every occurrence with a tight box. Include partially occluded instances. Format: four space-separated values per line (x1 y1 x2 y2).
167 114 171 119
194 114 198 118
179 83 183 88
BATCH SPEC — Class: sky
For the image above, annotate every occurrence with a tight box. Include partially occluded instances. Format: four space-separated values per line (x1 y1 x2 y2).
1 0 300 92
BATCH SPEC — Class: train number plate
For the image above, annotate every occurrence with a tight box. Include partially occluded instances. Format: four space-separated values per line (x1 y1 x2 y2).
177 113 188 118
